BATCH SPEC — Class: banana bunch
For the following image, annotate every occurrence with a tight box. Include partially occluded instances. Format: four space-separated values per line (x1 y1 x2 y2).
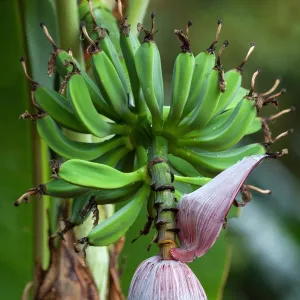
16 0 292 255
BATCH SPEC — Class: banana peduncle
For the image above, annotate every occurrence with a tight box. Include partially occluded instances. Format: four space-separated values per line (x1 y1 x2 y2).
148 136 178 259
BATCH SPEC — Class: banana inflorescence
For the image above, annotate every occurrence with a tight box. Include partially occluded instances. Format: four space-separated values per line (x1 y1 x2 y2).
17 0 292 259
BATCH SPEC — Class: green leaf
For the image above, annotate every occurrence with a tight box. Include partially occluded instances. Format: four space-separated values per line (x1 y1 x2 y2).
0 2 34 298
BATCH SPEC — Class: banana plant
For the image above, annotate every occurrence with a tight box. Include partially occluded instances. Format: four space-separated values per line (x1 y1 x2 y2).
14 0 293 299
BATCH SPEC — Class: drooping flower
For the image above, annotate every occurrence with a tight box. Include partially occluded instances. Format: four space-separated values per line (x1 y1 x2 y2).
171 155 266 263
128 256 207 300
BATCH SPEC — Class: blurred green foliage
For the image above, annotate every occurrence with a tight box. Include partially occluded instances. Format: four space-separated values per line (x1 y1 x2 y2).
1 0 299 299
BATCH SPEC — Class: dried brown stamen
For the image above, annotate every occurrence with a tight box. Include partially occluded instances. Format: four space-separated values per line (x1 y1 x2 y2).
237 42 255 71
215 40 229 92
246 184 271 195
138 12 158 42
207 20 222 53
40 23 61 76
260 79 280 97
19 111 47 121
14 186 43 206
174 20 193 53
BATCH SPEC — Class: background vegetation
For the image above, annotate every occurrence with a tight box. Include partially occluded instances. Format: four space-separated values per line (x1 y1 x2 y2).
0 0 299 299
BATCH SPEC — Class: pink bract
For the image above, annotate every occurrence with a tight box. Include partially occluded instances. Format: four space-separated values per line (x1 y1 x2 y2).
171 155 266 263
128 256 207 300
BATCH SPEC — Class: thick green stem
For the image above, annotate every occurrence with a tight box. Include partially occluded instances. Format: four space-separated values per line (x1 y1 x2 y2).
149 136 178 259
127 0 150 35
55 0 85 67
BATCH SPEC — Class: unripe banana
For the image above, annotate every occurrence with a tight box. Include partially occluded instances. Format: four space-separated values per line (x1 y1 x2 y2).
245 117 262 135
69 193 93 226
68 182 144 230
34 86 89 133
226 87 249 111
184 109 233 139
178 97 256 151
164 22 195 129
168 154 202 177
40 23 118 121
215 43 255 114
20 57 91 133
119 21 144 112
93 182 143 205
44 179 90 198
180 51 215 121
134 13 164 129
37 115 127 160
85 184 149 246
58 159 147 189
179 41 228 134
66 71 131 137
115 2 149 116
180 20 223 121
81 23 137 125
134 145 148 170
214 69 241 114
170 143 265 176
97 27 131 96
174 175 211 186
79 0 121 55
94 146 132 167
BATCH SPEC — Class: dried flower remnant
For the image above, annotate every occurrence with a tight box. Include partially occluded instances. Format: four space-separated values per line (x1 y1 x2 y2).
128 256 207 300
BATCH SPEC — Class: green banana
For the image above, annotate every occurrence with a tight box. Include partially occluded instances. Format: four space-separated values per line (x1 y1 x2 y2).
20 57 89 133
97 27 131 96
37 115 127 160
93 183 143 205
170 143 266 176
58 159 147 189
88 46 137 124
119 16 146 113
66 72 130 137
85 184 149 246
180 20 222 121
179 41 228 134
134 13 164 129
34 86 89 133
184 108 233 138
174 175 211 186
68 182 144 233
164 24 195 129
163 106 170 121
79 0 121 55
214 69 242 114
180 51 215 121
94 146 132 167
135 41 164 129
69 183 143 229
245 117 262 135
226 86 249 111
178 97 257 151
168 154 202 177
40 23 118 121
69 193 93 226
215 43 255 113
134 145 148 170
42 179 90 198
